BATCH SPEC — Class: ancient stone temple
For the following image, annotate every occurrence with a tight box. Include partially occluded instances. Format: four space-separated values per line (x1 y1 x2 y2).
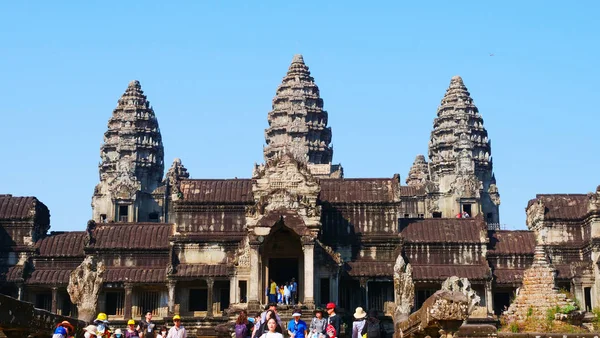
0 55 598 332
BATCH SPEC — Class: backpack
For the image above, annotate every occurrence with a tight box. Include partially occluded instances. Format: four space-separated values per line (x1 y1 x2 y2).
235 323 248 338
366 321 382 338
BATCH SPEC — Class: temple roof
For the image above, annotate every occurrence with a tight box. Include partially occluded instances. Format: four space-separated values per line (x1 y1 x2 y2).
527 194 589 221
346 261 394 277
400 218 485 243
89 223 171 250
27 269 71 285
488 230 536 255
411 264 490 281
172 264 232 278
36 232 86 257
0 266 24 283
0 195 44 220
104 267 166 283
179 179 253 203
264 54 333 164
319 178 398 203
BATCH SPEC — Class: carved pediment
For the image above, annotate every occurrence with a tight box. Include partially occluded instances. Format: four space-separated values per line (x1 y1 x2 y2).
450 175 482 198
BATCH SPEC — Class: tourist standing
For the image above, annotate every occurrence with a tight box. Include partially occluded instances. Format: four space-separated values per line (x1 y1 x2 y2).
283 283 291 305
251 312 263 338
126 320 141 338
287 310 307 338
113 329 124 338
260 303 283 328
290 278 298 305
269 279 278 303
309 309 326 338
361 310 385 338
260 318 284 338
235 310 253 338
84 325 98 338
351 307 367 338
166 315 186 338
156 326 168 338
138 311 156 338
325 303 340 337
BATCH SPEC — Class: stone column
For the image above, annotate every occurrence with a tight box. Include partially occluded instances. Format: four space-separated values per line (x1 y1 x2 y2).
167 280 176 316
359 278 368 308
485 281 493 315
51 287 58 314
248 244 261 311
230 276 237 305
331 272 339 305
17 283 24 301
303 243 315 308
206 278 215 318
124 284 133 320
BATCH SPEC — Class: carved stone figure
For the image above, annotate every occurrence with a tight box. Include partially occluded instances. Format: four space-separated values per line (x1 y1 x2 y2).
393 255 415 323
67 256 105 322
441 276 481 314
488 183 501 205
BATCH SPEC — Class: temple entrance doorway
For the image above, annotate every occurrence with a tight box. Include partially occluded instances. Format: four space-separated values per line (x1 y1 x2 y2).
261 221 303 304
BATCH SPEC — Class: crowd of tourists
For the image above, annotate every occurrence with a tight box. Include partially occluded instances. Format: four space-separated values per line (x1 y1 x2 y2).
53 311 186 338
51 302 385 338
234 302 386 338
267 278 298 305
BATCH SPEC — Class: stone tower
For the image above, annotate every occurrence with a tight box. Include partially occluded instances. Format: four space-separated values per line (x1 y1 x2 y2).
92 80 165 223
406 155 430 186
263 55 342 178
427 76 500 222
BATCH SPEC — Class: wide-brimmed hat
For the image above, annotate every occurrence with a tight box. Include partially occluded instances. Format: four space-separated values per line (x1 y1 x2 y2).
84 325 97 335
114 329 123 334
57 321 74 334
314 308 324 315
326 302 336 310
292 311 302 317
353 307 367 319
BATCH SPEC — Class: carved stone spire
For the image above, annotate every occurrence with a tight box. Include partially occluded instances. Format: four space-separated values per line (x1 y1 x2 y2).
428 76 492 177
264 54 333 165
165 158 189 200
406 155 429 186
92 80 165 222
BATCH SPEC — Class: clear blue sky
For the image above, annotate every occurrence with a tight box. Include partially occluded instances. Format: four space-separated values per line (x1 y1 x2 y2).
1 1 598 232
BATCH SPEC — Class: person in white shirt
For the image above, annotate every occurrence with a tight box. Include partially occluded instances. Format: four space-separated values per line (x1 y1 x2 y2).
166 315 186 338
261 318 283 338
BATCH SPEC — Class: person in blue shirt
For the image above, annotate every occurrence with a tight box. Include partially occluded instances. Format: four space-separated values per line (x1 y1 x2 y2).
290 278 298 305
287 311 307 338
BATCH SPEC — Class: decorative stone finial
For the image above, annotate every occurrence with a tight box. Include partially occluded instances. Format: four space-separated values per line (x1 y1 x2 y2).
292 54 305 64
406 155 429 186
128 80 141 88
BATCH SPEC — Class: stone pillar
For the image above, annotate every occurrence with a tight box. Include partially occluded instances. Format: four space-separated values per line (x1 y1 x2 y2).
167 280 176 316
359 278 368 308
230 276 237 304
303 243 315 308
206 278 215 318
248 244 261 311
17 283 24 301
485 281 493 315
331 272 339 305
51 287 59 314
124 284 133 320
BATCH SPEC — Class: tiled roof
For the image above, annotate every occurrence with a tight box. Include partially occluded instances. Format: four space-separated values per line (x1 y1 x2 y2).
400 218 485 243
488 231 536 255
104 267 166 283
90 223 171 250
0 266 24 282
27 269 72 285
0 196 38 219
527 194 589 221
493 268 525 284
173 264 232 278
399 186 426 197
319 178 398 203
36 232 86 257
346 261 394 277
179 179 253 203
412 264 490 281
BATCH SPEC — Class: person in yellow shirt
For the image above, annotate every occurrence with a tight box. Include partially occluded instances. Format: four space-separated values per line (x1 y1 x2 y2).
269 279 277 303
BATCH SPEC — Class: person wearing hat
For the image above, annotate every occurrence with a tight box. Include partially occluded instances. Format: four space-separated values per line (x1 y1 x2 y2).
126 319 141 338
351 307 367 338
325 303 340 337
309 309 326 338
113 328 124 338
84 325 98 338
56 321 75 338
360 309 386 338
53 325 68 338
166 315 186 338
287 310 307 338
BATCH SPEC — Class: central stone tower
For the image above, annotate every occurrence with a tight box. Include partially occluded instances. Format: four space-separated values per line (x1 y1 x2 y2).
263 55 342 178
91 80 165 223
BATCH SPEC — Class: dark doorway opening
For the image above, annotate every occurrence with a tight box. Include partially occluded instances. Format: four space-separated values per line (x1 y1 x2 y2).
584 287 592 312
432 212 442 218
493 292 512 315
189 289 208 311
220 288 230 311
239 280 247 303
320 278 330 306
118 205 129 222
462 204 472 216
269 258 298 285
